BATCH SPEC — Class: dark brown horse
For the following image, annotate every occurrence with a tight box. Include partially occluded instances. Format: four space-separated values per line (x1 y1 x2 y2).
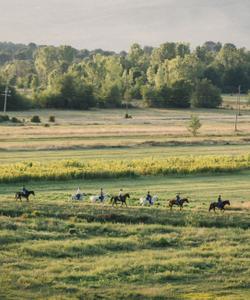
209 200 230 212
111 193 130 207
169 198 189 210
15 191 35 202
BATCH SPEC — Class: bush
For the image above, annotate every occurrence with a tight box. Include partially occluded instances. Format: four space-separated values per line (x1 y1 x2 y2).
0 115 10 123
31 115 41 123
187 115 202 136
124 113 132 119
191 79 222 108
48 115 55 122
11 117 22 123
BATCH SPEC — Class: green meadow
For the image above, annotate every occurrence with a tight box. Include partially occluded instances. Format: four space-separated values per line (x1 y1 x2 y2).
0 107 250 299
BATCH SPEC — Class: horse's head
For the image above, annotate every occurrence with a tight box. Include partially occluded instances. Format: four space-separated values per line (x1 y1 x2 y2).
224 200 230 206
183 198 189 203
30 191 35 196
125 193 130 198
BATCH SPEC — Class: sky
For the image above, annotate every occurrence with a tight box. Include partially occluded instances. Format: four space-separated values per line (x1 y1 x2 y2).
0 0 249 51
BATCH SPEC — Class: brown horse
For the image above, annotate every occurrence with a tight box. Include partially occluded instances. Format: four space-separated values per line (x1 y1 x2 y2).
169 198 189 210
111 193 130 207
15 191 35 202
209 200 230 212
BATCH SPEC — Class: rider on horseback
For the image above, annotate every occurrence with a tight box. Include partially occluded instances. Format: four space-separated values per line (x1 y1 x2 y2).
176 193 181 205
118 189 123 201
146 191 152 205
75 187 81 200
99 188 104 202
217 195 223 209
22 186 28 196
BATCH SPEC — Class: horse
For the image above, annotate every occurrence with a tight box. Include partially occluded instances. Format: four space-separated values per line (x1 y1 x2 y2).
90 194 109 203
169 198 189 210
15 190 35 202
71 193 85 201
139 195 158 206
209 200 230 212
111 193 130 207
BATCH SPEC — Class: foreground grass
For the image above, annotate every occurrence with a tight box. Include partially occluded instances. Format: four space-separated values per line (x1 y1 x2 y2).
0 174 249 299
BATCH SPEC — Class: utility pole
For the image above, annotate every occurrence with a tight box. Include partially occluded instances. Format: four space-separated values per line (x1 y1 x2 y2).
234 85 241 132
2 85 11 114
238 85 241 116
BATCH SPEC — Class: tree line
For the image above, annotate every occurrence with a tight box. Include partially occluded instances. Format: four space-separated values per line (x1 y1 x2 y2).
0 41 249 110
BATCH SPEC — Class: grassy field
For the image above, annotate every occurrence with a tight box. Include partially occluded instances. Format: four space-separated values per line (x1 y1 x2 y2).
0 174 250 299
0 107 250 299
1 107 250 153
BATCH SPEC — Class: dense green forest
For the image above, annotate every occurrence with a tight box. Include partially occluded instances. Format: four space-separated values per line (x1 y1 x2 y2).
0 41 249 110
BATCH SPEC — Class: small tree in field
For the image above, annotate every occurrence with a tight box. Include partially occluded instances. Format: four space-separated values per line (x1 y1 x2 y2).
188 115 202 136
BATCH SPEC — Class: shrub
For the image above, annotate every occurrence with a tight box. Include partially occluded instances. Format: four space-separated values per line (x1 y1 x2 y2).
124 113 132 119
31 115 41 123
49 115 55 122
0 115 10 122
191 79 222 108
11 117 22 123
187 115 202 136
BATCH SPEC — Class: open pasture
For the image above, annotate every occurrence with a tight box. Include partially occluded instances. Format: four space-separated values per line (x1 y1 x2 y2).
0 173 250 299
1 107 250 154
0 107 250 299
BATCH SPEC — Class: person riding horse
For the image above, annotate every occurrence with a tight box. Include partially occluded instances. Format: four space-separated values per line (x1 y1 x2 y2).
22 186 28 196
176 193 181 205
217 195 223 209
118 189 123 201
99 188 104 202
75 187 82 200
146 191 152 205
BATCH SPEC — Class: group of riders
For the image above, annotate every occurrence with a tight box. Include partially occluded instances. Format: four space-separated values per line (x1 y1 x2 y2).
75 188 225 207
20 186 225 208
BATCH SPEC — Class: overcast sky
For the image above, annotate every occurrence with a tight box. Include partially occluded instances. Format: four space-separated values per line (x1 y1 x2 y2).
0 0 249 51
